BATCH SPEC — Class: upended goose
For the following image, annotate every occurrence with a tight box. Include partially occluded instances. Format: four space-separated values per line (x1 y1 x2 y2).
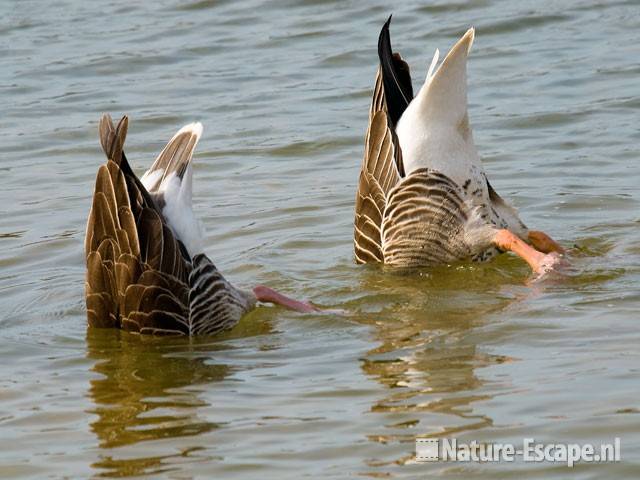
354 17 565 274
85 115 317 336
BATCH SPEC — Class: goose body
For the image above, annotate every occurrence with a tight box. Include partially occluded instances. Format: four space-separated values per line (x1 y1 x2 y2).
394 27 527 244
354 17 564 272
85 115 316 336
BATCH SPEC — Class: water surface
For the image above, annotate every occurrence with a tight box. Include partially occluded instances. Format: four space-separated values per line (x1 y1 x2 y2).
1 0 639 478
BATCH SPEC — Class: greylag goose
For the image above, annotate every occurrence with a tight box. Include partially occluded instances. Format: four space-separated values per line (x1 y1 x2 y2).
354 17 565 274
85 115 317 336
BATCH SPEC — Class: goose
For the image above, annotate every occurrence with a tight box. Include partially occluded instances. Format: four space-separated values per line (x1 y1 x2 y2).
85 114 318 336
354 17 565 274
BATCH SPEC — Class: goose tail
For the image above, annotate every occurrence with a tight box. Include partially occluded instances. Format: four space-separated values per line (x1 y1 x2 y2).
140 122 205 257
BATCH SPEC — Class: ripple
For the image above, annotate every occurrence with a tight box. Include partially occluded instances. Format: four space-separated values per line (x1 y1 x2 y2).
1 0 639 478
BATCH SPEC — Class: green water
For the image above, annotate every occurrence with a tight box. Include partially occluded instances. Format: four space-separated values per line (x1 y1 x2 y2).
1 0 639 478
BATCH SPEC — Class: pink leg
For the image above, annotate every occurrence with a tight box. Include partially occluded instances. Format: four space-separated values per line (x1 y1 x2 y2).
253 285 320 313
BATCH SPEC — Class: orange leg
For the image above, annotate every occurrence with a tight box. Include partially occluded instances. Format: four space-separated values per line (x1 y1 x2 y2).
494 230 561 275
528 230 565 255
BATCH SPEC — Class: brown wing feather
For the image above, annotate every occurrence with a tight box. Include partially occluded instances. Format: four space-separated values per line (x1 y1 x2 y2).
369 66 386 123
354 68 402 264
86 115 191 334
368 65 407 177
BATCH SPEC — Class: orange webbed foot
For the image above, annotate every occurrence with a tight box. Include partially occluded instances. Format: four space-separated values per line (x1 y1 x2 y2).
494 229 566 275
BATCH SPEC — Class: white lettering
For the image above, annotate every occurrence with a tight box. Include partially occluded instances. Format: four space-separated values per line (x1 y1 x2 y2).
440 438 457 460
417 437 622 466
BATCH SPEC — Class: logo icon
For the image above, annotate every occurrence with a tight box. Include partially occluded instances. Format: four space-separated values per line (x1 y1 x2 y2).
416 438 439 462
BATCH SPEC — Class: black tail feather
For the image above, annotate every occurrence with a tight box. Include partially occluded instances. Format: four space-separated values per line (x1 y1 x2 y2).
377 15 414 129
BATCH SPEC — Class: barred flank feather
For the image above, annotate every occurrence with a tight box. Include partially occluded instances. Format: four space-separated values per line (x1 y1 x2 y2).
383 169 487 267
188 255 255 336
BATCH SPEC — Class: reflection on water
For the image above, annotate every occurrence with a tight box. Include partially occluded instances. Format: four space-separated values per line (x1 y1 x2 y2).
1 0 639 477
85 330 230 476
91 447 209 479
87 330 227 449
84 314 273 477
356 267 517 465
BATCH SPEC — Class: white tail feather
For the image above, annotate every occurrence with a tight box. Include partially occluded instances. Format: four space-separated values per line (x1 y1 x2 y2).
162 171 205 256
141 121 203 192
396 28 480 185
426 48 440 82
142 122 205 256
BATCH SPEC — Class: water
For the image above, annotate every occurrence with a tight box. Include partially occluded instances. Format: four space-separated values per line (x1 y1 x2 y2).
1 0 639 478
